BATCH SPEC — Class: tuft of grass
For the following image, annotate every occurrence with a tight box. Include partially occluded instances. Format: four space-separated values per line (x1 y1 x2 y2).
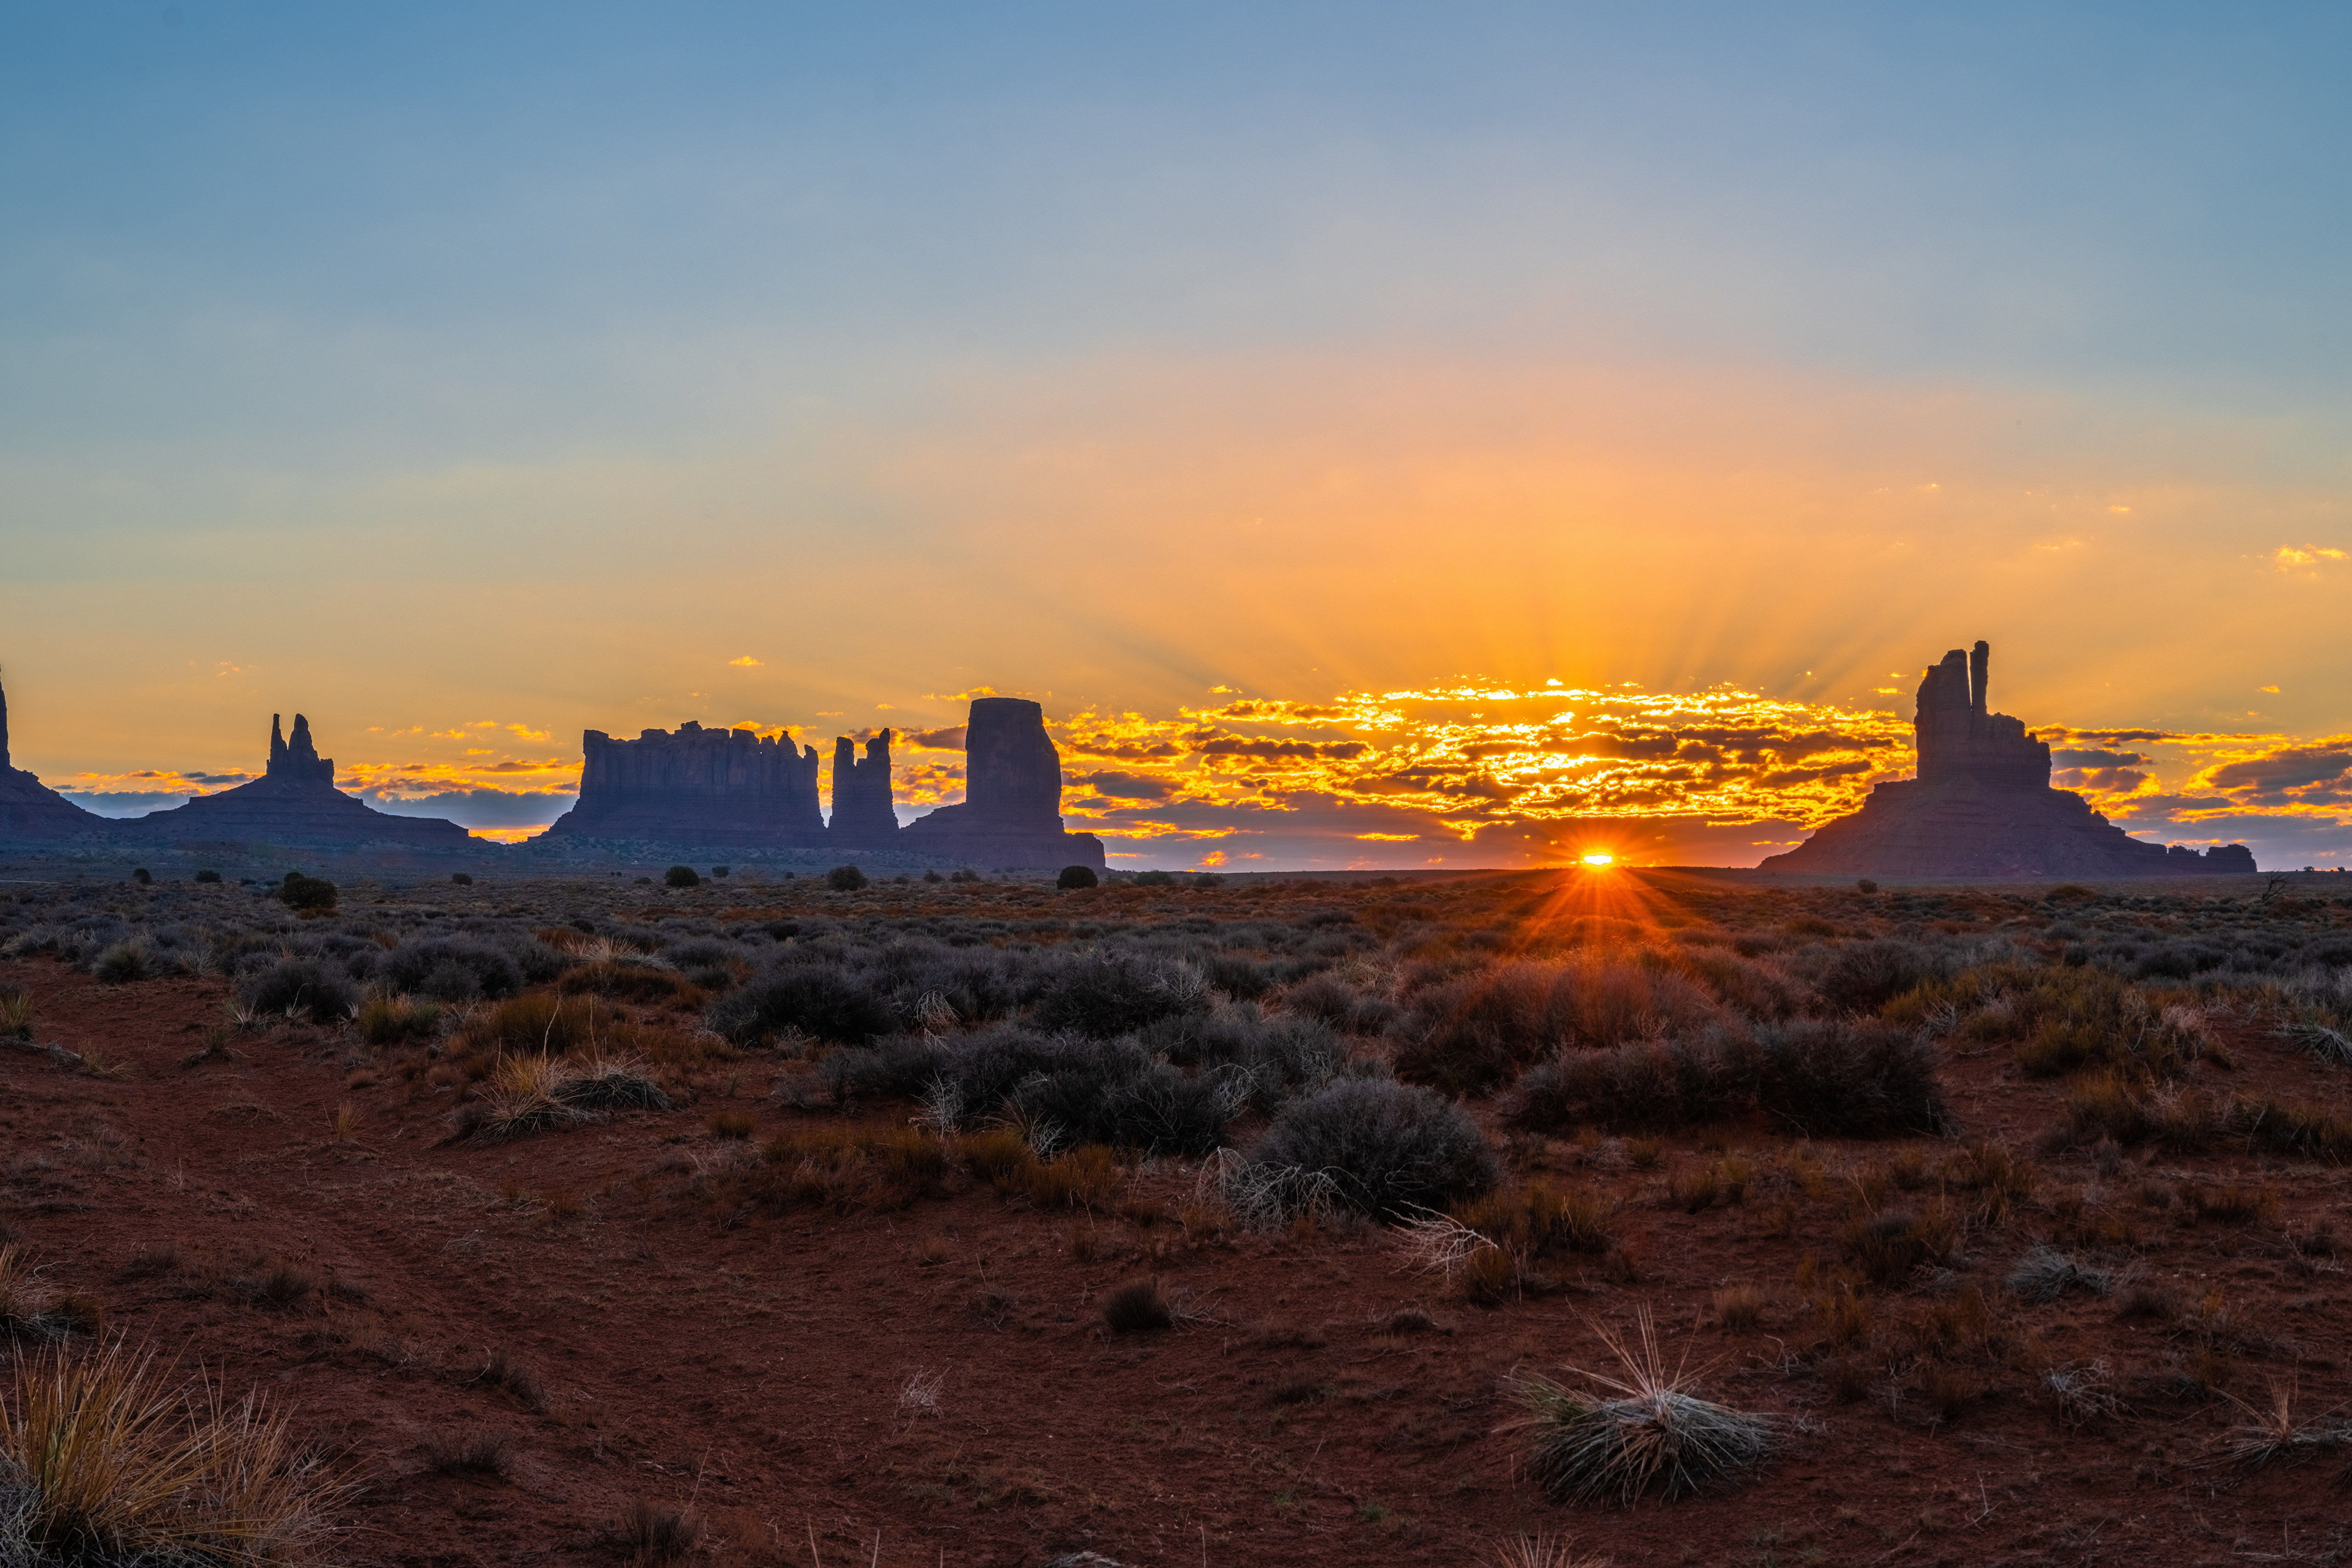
0 1342 351 1565
467 1348 547 1414
422 1426 515 1481
1506 1307 1779 1506
1102 1278 1174 1334
706 1111 756 1141
1487 1535 1611 1568
0 984 32 1040
1462 1243 1517 1307
2221 1385 2352 1471
2043 1361 2125 1428
614 1498 703 1565
1711 1285 1765 1332
1840 1200 1962 1290
2004 1245 2112 1303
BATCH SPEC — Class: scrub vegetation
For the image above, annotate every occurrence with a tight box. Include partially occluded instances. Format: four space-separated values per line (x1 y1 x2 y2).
0 864 2348 1563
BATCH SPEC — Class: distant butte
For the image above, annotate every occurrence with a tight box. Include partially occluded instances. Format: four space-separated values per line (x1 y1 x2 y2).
1762 641 2255 878
0 669 113 843
123 713 472 849
900 697 1108 871
546 721 828 847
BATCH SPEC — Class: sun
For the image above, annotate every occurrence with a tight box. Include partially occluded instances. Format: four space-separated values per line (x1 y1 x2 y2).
1579 850 1616 868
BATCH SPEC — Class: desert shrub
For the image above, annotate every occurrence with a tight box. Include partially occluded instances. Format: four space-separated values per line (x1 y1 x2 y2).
460 993 609 1055
708 962 895 1045
422 1427 514 1480
2005 1245 2112 1302
1396 956 1721 1096
614 1498 703 1565
238 958 360 1024
2216 1095 2352 1163
1451 1183 1618 1258
663 866 700 889
1510 1019 1946 1138
357 993 442 1046
381 938 522 1002
1102 1278 1174 1333
1753 1018 1949 1136
92 940 157 985
1034 952 1206 1038
448 1053 670 1142
0 1342 350 1563
193 869 222 884
1276 972 1395 1035
1840 1200 1963 1288
449 872 473 885
1253 1078 1497 1219
1057 865 1099 890
558 960 699 1003
1011 1054 1229 1157
1506 1310 1777 1506
1815 940 1946 1014
821 1035 951 1105
707 1127 949 1217
277 872 337 912
0 984 30 1041
825 865 868 892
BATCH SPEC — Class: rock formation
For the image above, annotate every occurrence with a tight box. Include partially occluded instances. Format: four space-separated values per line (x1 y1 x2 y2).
545 722 826 846
1762 642 2256 879
125 713 472 848
827 731 901 851
0 670 114 842
900 697 1108 870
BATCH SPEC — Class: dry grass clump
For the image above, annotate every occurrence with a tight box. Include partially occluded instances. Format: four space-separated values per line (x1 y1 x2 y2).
0 1342 348 1565
2042 1360 2125 1427
447 1052 671 1144
2004 1245 2113 1303
1486 1535 1611 1568
421 1426 515 1480
0 982 33 1040
1102 1278 1174 1334
693 1126 949 1220
2220 1385 2352 1471
612 1497 703 1564
961 1131 1119 1210
1711 1285 1766 1332
1840 1200 1963 1290
355 993 440 1047
1505 1308 1779 1506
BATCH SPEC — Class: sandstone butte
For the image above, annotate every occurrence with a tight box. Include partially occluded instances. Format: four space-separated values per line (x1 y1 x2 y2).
1762 640 2256 878
547 695 1108 869
0 672 112 841
119 713 472 849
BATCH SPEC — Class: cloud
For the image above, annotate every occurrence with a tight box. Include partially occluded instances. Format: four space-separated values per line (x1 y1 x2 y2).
2052 748 2148 768
728 655 763 667
904 725 968 750
364 788 579 827
1080 770 1175 801
2274 545 2348 571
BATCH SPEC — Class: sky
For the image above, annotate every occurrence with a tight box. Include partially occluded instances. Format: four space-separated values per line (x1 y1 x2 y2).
3 3 2350 869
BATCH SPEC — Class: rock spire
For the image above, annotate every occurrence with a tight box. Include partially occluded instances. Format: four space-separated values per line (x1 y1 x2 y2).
827 730 901 850
123 710 470 849
1761 642 2254 878
0 666 114 843
900 697 1107 870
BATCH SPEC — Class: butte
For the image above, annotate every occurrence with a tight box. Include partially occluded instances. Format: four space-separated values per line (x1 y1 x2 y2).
1761 641 2255 879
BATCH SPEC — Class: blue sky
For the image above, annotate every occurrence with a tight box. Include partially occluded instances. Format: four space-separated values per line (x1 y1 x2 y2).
5 3 2350 866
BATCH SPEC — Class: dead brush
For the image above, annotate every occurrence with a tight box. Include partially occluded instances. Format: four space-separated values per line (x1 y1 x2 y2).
2003 1245 2113 1303
2218 1383 2352 1471
0 1341 352 1564
613 1498 703 1565
1485 1535 1611 1568
0 982 32 1040
2042 1360 2125 1427
1504 1307 1780 1506
421 1426 515 1480
1841 1199 1963 1289
1451 1182 1619 1259
703 1126 949 1219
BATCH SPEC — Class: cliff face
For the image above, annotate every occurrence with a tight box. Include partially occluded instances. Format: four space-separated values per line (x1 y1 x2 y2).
1761 643 2254 878
900 697 1108 870
545 722 827 847
0 671 115 843
827 731 900 851
124 713 472 849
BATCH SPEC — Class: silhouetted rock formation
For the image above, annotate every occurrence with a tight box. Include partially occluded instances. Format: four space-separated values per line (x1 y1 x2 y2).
900 697 1108 870
125 713 471 849
546 722 826 846
0 670 114 842
1763 643 2255 878
828 731 901 851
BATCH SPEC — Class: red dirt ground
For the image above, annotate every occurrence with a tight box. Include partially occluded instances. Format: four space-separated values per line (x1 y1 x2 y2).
3 945 2348 1568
